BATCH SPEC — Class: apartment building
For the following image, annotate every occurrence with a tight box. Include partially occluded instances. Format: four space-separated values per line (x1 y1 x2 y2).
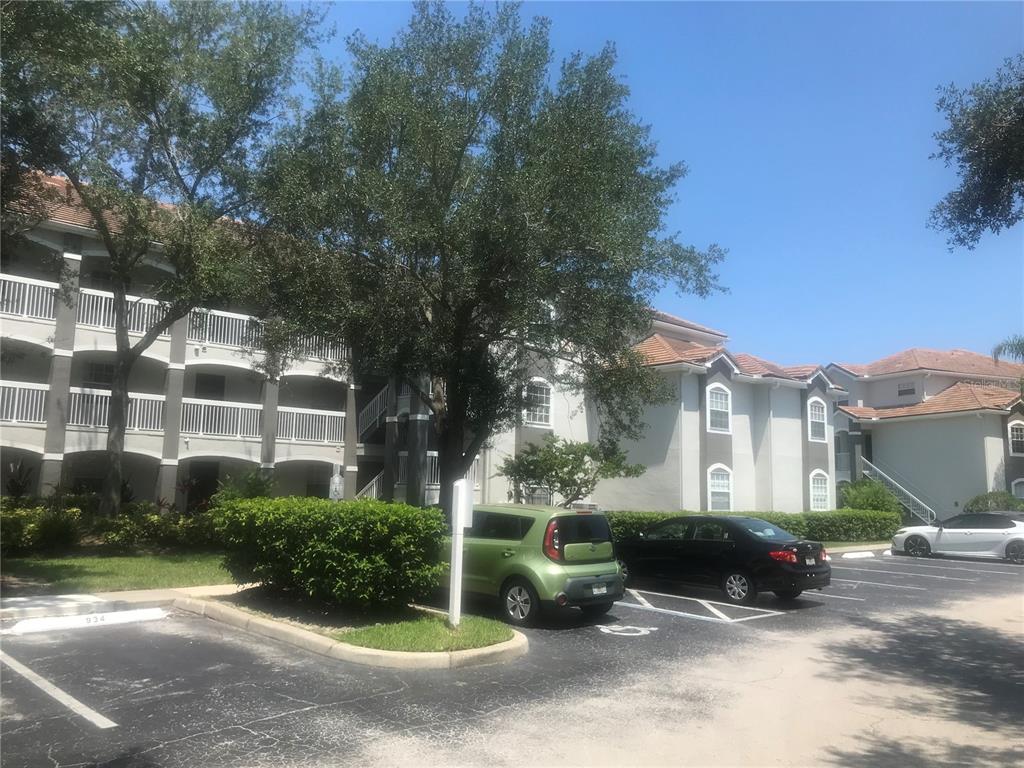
829 349 1024 521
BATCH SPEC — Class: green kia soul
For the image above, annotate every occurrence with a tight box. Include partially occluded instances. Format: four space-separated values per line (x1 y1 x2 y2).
461 504 624 627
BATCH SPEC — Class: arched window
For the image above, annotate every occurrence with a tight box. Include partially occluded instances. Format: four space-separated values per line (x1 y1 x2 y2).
708 464 733 511
808 397 827 442
1009 420 1024 457
1012 479 1024 500
707 383 731 434
810 470 830 511
524 378 552 427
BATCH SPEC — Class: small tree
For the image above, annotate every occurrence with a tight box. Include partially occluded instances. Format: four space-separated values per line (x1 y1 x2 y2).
498 435 644 508
930 54 1024 250
2 1 320 514
839 479 901 515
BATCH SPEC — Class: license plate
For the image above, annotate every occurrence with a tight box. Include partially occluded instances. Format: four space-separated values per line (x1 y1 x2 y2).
805 557 816 566
592 584 607 596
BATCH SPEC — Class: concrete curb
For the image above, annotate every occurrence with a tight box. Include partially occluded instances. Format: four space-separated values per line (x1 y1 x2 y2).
172 597 529 670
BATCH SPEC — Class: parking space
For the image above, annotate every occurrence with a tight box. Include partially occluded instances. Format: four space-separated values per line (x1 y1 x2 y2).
1 552 1021 767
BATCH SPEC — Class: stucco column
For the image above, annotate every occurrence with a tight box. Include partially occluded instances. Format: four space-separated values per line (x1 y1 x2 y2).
342 381 359 499
849 423 865 480
38 239 82 495
381 377 398 501
405 376 430 508
260 378 279 477
156 316 187 504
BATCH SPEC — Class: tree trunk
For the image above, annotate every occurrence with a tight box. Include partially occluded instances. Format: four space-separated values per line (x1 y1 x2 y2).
100 361 133 516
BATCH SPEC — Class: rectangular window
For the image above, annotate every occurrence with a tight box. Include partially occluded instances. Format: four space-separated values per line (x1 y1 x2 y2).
524 381 551 426
1010 423 1024 455
709 469 731 511
523 485 552 506
808 400 826 441
897 381 916 397
708 388 730 432
810 474 829 511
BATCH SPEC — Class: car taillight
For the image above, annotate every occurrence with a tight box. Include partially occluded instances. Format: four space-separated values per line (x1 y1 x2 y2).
769 550 798 564
543 519 561 561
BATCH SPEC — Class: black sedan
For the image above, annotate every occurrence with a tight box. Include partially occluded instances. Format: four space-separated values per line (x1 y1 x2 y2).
616 515 831 604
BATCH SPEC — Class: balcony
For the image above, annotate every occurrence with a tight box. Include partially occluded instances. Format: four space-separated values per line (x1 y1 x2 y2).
0 380 48 424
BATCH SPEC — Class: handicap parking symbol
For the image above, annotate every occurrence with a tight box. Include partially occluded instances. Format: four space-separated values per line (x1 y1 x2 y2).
597 624 658 636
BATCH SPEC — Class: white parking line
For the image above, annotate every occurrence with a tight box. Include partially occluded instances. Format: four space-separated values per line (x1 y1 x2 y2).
858 559 1021 576
830 566 976 582
631 588 783 615
0 650 117 729
627 589 654 608
809 592 866 601
616 600 737 624
698 600 732 621
832 578 927 591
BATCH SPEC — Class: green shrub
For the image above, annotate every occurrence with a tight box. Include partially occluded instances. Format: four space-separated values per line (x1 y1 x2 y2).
839 479 902 515
35 506 81 551
964 491 1024 513
208 470 276 509
605 508 901 543
100 503 219 552
0 506 44 554
210 497 447 609
101 515 144 551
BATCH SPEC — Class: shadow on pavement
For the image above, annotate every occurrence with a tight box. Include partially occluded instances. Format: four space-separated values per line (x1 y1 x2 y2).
825 613 1024 732
825 736 1024 768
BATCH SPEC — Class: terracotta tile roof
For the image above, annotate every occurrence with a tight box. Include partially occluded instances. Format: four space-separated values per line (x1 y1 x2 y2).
651 310 727 339
834 348 1024 380
838 382 1020 421
635 333 722 366
732 352 795 379
782 364 820 380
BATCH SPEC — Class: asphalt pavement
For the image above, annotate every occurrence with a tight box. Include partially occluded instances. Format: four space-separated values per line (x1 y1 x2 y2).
2 551 1022 767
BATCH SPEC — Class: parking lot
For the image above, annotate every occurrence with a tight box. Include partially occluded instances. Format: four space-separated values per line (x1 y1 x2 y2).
2 551 1022 767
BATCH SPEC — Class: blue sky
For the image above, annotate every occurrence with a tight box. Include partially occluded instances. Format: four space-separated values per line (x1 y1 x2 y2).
321 1 1023 367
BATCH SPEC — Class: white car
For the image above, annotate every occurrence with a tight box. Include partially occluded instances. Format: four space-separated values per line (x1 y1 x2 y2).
892 513 1024 563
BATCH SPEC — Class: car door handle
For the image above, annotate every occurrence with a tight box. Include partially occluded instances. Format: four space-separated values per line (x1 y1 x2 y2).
502 550 515 557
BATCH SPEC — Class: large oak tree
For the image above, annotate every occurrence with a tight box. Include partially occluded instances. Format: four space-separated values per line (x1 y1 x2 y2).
258 1 724 513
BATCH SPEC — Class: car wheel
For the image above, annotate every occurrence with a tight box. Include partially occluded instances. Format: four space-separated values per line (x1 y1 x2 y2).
721 571 757 605
581 602 615 619
1005 540 1024 565
905 536 931 558
773 589 803 600
501 578 540 627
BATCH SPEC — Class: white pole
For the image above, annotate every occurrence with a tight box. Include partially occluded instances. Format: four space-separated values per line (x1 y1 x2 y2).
448 478 472 628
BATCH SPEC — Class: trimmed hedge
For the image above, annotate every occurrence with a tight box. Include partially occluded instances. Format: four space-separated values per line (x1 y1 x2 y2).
210 497 447 609
0 506 81 554
964 491 1024 513
606 508 901 543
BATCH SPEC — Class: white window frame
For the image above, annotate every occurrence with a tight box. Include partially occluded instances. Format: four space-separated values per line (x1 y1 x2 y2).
707 463 733 512
706 383 732 435
523 377 552 427
809 470 830 511
807 396 827 443
1009 419 1024 457
1011 479 1024 500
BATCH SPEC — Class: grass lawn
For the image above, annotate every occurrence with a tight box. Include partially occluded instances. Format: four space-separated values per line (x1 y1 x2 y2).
337 614 513 652
0 551 230 594
824 540 891 550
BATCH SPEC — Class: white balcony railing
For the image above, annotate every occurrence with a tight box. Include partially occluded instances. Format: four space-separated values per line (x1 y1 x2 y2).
293 334 347 363
0 274 58 321
67 387 165 431
187 308 262 348
277 406 345 444
0 380 48 423
181 398 262 439
357 384 389 439
399 451 479 489
77 288 169 337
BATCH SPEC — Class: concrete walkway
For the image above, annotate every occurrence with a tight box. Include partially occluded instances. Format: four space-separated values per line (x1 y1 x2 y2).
0 584 245 620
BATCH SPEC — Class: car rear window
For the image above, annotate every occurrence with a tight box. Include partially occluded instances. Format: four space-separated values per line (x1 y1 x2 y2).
555 514 612 543
736 518 798 542
469 512 534 540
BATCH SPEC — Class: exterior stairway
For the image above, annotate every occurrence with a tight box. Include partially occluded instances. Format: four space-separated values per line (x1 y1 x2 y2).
356 385 389 441
861 457 938 524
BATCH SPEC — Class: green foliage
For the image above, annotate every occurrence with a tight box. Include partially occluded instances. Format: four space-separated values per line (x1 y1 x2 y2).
930 54 1024 250
4 459 34 498
0 506 44 555
100 503 219 552
210 497 447 609
605 509 902 543
209 470 277 509
992 334 1024 364
257 1 724 507
839 479 902 515
499 435 644 507
339 614 513 652
964 491 1024 513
